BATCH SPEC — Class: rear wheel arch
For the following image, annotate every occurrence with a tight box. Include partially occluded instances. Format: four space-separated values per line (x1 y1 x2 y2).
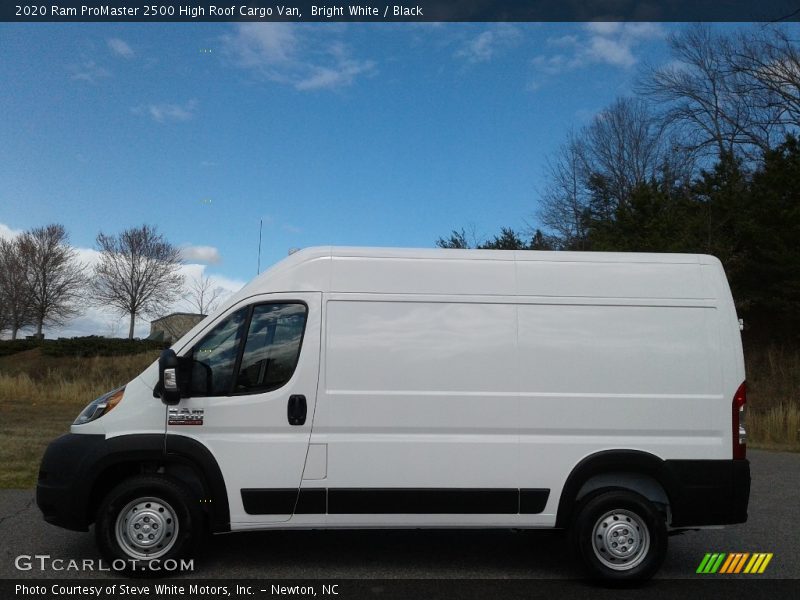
556 450 677 529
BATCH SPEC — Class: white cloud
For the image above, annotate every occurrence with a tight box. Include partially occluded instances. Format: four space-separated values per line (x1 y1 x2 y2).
230 22 297 66
455 24 521 63
69 60 111 83
531 53 581 76
0 222 22 240
180 245 221 264
170 263 245 316
589 35 636 68
73 247 103 268
132 99 197 123
585 22 622 37
107 37 134 58
532 22 665 77
223 23 375 91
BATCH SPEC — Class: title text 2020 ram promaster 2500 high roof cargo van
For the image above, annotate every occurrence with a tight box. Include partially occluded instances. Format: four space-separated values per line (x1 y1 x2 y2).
37 247 750 581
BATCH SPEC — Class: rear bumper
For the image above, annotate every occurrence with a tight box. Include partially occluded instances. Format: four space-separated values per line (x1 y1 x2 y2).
663 458 750 527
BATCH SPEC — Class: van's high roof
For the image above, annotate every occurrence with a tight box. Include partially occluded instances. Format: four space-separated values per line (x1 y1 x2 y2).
222 246 724 307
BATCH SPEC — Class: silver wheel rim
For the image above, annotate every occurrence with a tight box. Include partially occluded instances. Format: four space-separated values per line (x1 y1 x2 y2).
115 496 179 560
591 508 650 571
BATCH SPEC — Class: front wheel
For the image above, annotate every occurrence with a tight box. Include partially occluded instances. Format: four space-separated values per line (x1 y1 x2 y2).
573 490 667 582
95 475 200 575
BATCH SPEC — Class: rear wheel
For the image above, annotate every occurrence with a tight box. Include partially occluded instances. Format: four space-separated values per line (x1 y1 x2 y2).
96 475 200 575
573 490 667 582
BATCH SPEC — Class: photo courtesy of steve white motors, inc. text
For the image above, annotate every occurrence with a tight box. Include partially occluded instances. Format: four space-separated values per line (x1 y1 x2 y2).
14 583 338 597
16 4 424 18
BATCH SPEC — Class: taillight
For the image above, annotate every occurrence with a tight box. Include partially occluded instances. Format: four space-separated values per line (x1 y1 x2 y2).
732 381 747 459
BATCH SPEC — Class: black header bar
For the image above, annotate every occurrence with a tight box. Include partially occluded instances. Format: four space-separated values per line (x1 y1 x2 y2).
3 1 800 23
4 579 800 600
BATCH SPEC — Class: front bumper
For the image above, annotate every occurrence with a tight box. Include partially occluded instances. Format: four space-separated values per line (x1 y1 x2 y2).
36 433 106 531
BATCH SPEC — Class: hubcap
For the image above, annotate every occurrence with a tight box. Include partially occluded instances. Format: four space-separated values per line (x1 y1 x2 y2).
115 497 178 560
591 508 650 571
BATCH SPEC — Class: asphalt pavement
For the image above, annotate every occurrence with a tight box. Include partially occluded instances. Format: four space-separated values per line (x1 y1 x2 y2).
1 449 797 580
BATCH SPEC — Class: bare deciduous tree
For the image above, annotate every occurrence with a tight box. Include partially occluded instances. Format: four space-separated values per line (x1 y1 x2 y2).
93 225 185 339
731 26 800 132
640 24 781 160
586 97 670 204
18 224 87 338
537 100 690 248
184 272 226 315
0 237 33 339
537 132 592 249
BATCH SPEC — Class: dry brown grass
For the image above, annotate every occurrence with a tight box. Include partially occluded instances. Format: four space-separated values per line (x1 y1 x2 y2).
0 350 158 488
746 344 800 451
747 405 800 450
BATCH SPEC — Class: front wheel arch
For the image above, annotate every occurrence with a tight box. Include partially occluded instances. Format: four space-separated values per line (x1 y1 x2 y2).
84 434 230 533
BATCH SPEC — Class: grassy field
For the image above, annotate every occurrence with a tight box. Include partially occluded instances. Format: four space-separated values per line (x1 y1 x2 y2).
0 345 797 489
744 345 800 451
0 349 159 488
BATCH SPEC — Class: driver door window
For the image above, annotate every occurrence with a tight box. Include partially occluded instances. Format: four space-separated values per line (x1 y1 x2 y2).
235 303 307 394
188 302 307 396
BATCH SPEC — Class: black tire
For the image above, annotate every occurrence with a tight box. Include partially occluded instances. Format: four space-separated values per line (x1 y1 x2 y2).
95 475 201 576
573 490 667 583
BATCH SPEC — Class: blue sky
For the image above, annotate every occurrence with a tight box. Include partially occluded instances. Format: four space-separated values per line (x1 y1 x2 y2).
1 22 697 335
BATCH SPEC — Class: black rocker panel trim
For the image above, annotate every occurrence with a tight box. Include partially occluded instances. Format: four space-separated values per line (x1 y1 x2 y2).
520 488 551 514
241 488 297 515
329 488 518 514
295 488 327 514
240 488 550 515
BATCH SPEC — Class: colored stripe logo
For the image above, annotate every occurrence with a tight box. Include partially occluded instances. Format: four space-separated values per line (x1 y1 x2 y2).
696 553 773 574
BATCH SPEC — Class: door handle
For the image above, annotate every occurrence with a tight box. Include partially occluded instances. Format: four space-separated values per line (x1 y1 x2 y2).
287 394 307 426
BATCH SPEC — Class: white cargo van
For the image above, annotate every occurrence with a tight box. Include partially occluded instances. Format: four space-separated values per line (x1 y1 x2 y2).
37 247 750 581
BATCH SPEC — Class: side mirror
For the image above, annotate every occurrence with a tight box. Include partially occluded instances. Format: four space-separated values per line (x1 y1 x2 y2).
158 349 182 406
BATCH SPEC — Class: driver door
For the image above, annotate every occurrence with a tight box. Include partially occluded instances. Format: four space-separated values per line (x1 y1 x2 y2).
168 293 321 525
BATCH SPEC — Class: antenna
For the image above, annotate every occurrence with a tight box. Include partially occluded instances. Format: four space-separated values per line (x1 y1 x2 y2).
257 218 263 274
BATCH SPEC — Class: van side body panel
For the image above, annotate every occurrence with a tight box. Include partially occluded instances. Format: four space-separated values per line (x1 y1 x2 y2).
37 247 749 534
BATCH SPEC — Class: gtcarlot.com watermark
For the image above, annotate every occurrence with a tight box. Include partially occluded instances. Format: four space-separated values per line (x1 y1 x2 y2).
15 554 194 573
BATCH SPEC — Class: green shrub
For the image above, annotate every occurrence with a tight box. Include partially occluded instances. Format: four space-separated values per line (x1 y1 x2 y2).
40 336 168 358
0 339 43 357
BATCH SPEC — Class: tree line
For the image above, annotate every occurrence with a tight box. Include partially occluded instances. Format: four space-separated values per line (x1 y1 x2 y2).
437 24 800 341
0 224 225 340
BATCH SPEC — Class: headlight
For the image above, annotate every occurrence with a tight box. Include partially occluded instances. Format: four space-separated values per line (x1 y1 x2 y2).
74 386 125 425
